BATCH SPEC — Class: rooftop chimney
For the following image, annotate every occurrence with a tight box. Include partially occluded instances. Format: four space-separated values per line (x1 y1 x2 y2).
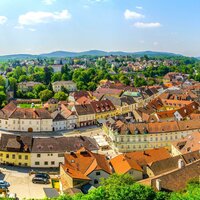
156 179 161 191
178 159 185 169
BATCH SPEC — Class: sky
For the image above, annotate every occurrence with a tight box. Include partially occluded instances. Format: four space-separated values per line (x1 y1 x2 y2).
0 0 200 56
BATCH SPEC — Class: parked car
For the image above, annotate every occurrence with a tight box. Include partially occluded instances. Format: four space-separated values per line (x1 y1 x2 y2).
32 177 50 184
0 180 10 189
35 173 50 179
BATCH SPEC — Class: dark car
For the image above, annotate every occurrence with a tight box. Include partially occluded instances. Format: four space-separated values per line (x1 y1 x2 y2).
32 177 50 184
35 173 50 179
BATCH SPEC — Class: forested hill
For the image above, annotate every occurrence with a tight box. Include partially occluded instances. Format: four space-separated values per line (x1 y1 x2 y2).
0 50 185 60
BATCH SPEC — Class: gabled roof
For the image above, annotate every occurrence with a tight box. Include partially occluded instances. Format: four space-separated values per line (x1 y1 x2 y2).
0 101 17 118
110 148 171 174
148 150 200 177
63 148 111 180
0 134 33 152
31 136 99 153
110 154 143 174
175 101 199 118
9 108 52 119
74 104 95 115
172 132 200 154
90 100 116 113
140 160 200 192
51 111 66 121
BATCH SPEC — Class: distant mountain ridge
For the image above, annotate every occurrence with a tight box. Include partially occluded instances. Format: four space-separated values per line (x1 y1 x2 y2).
0 50 190 60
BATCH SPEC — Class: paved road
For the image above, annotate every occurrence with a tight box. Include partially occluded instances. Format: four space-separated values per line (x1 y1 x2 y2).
0 125 101 138
0 166 52 199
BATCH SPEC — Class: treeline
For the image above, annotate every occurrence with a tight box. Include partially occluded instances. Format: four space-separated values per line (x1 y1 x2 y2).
0 56 199 106
49 174 200 200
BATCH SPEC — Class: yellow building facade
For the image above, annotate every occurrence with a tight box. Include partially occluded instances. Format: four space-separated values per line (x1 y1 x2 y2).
0 151 31 166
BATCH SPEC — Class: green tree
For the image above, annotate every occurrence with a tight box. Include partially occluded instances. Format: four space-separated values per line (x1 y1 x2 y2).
88 82 97 91
51 72 62 82
33 84 47 97
0 91 6 107
44 66 53 85
18 75 29 83
54 91 67 101
119 75 130 85
0 75 5 87
39 89 53 102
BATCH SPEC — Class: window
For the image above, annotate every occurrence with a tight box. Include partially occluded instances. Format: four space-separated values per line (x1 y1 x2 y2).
18 155 22 159
12 154 15 159
24 163 27 166
37 154 41 158
44 161 48 165
58 153 64 157
96 172 101 176
6 154 9 158
51 161 55 165
35 162 40 165
25 155 28 160
94 179 99 184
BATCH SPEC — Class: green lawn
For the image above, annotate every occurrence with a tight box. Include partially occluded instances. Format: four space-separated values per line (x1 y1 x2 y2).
18 103 42 108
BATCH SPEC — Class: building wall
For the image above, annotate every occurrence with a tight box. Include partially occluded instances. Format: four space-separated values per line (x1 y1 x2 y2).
0 151 31 166
52 83 77 92
31 152 64 168
106 128 198 152
127 169 143 181
53 120 67 131
60 165 74 190
95 110 119 120
88 170 110 187
77 114 96 127
171 145 182 156
0 119 8 130
66 116 77 129
7 118 52 132
146 166 155 178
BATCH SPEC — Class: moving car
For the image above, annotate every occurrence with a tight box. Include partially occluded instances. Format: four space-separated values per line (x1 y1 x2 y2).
32 177 50 184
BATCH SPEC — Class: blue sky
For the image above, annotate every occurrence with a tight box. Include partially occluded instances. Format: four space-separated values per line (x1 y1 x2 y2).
0 0 200 56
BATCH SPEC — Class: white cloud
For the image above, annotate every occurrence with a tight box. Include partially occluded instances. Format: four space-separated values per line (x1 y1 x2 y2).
124 9 144 20
0 16 7 25
18 10 71 26
136 6 143 10
43 0 56 5
28 28 36 32
134 22 161 28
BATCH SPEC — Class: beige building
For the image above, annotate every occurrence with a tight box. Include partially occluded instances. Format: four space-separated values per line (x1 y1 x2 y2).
60 148 111 192
31 137 99 168
18 81 41 92
52 81 77 92
74 104 96 127
0 102 52 132
103 119 200 152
